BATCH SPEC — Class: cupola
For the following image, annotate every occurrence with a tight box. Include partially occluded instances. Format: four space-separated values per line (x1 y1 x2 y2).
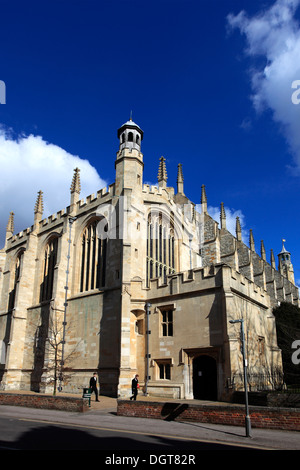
117 116 143 153
278 239 295 284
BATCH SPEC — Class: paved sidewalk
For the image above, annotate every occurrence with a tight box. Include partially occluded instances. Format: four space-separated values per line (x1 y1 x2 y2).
0 392 299 450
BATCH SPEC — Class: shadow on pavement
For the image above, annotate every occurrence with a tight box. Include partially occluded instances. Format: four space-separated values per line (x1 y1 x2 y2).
0 422 261 451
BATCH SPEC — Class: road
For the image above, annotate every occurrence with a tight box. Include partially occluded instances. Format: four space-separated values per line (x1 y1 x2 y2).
0 399 299 452
0 414 257 451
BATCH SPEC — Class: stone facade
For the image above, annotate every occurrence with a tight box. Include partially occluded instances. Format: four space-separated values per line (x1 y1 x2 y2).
0 117 298 400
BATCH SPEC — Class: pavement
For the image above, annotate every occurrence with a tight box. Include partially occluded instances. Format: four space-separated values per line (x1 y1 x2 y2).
0 392 299 450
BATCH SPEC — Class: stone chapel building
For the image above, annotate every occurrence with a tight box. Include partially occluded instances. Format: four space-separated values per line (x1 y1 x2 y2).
0 117 298 401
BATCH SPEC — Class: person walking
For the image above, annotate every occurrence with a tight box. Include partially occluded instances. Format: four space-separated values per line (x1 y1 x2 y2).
130 374 139 400
89 372 99 402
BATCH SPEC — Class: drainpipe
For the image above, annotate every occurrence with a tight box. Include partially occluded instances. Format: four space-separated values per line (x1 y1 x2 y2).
229 318 252 437
144 302 151 396
59 216 76 392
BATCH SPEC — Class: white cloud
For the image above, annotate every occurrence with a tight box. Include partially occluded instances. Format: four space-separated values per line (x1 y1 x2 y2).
0 127 107 247
227 0 300 173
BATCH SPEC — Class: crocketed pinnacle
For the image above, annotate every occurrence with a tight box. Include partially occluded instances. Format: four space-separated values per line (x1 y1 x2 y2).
201 185 207 214
177 163 183 183
249 229 255 252
70 167 81 194
236 216 242 241
6 211 14 234
177 163 184 194
157 156 167 183
270 249 276 268
220 202 226 229
34 190 44 215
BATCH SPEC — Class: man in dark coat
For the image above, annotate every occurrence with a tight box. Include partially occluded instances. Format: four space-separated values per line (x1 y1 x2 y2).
130 374 139 400
89 372 99 401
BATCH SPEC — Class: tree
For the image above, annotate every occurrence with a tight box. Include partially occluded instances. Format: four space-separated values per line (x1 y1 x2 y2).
32 303 82 395
46 306 82 395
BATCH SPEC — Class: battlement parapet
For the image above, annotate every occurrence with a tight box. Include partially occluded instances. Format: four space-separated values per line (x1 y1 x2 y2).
77 183 115 210
143 263 270 309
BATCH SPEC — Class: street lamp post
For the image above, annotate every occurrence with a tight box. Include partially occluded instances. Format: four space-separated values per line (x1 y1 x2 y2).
229 318 252 437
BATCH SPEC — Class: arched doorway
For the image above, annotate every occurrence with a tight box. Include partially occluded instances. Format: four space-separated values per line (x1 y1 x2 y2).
193 355 217 400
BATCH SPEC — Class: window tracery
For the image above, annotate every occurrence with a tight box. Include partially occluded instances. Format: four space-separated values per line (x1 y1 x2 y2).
80 219 107 292
146 212 176 286
40 237 58 302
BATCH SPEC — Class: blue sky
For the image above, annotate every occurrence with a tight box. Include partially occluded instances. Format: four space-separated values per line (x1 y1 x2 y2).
0 0 300 287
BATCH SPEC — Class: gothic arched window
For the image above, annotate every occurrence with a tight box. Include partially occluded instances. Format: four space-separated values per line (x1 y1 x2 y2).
8 250 24 310
80 219 107 292
40 237 58 302
146 212 176 286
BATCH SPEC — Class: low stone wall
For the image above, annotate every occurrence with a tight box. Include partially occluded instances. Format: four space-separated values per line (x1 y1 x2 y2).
117 400 300 431
0 392 89 412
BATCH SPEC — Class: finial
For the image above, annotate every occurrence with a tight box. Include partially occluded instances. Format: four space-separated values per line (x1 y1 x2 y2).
130 110 133 121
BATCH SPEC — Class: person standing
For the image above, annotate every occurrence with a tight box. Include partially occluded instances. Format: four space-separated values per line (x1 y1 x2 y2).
130 374 139 400
89 372 99 402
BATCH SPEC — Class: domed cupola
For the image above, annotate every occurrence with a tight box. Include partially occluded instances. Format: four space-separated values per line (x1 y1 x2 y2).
117 115 143 152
